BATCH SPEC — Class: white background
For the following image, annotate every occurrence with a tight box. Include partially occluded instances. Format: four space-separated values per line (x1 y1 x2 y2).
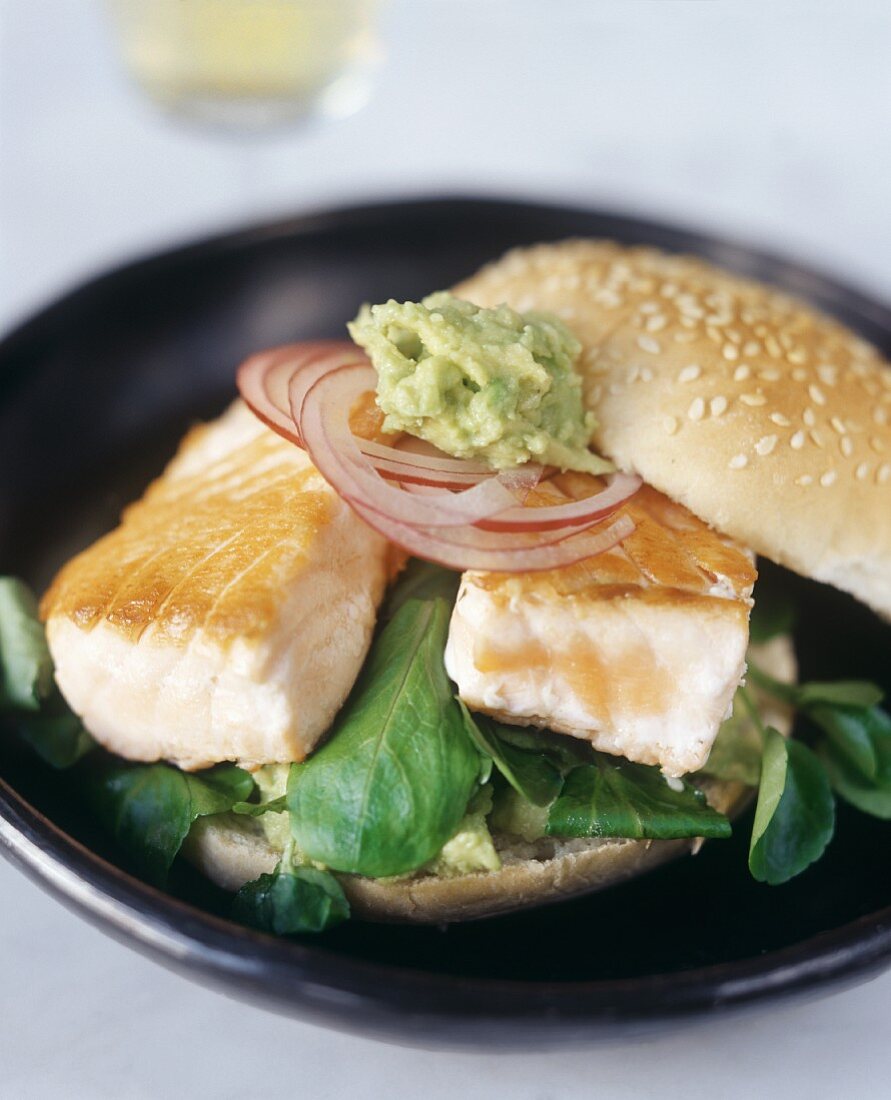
1 1 890 1096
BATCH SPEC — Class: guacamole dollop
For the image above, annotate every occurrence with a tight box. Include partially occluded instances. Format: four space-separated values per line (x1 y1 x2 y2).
348 292 611 474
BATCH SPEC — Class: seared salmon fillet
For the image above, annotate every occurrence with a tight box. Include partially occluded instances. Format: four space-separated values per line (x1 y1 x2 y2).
445 476 757 777
41 401 390 771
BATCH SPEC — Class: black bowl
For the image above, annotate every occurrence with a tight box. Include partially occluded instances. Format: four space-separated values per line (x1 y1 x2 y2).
1 197 889 1050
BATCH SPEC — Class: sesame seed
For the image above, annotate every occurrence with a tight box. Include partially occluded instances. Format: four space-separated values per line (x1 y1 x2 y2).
639 301 659 314
820 470 838 487
637 335 661 354
770 412 791 427
830 417 847 435
646 315 667 332
679 364 702 383
817 364 838 386
728 454 748 469
765 336 782 358
871 437 886 453
808 384 827 406
710 395 728 417
790 431 806 450
609 383 623 395
879 464 891 484
755 435 778 456
722 343 739 361
626 366 641 384
788 348 808 365
688 397 706 421
856 462 870 481
733 364 752 382
743 341 761 357
841 436 854 458
759 368 781 382
803 408 817 427
791 368 808 382
674 331 697 343
660 282 679 299
875 407 889 425
663 416 679 435
810 429 825 448
740 392 767 407
795 475 814 487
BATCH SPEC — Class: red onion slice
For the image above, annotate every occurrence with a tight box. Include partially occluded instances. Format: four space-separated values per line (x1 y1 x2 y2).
478 471 642 531
293 364 527 528
350 499 636 572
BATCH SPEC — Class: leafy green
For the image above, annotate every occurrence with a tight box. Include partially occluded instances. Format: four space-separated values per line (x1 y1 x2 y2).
232 865 349 935
749 587 796 645
0 577 96 767
747 662 883 710
287 591 480 877
0 577 54 711
818 707 891 819
749 728 835 884
15 709 94 769
462 707 563 807
380 558 460 622
546 755 731 840
85 760 254 886
698 699 763 787
232 795 287 817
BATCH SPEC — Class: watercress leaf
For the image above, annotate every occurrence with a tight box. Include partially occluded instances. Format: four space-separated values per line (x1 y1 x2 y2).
798 681 884 709
749 588 796 644
546 755 731 840
85 759 254 887
288 595 480 877
0 578 54 711
380 558 460 622
747 662 884 710
492 723 594 772
749 728 835 884
807 705 879 780
699 708 763 787
15 709 95 769
462 707 563 807
817 708 891 818
232 865 349 934
232 795 287 817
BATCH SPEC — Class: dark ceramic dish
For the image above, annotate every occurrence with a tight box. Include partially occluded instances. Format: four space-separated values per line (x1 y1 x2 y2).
1 198 889 1050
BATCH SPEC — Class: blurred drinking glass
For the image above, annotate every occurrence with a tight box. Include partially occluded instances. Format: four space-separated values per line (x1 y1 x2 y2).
105 0 381 131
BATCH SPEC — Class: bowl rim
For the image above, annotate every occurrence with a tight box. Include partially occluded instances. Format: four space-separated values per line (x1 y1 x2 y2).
1 194 890 1047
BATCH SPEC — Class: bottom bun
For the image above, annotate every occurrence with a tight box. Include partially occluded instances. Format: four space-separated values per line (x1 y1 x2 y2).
186 635 795 924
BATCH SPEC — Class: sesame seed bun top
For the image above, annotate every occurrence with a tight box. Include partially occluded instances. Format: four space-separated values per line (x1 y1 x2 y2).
453 240 891 620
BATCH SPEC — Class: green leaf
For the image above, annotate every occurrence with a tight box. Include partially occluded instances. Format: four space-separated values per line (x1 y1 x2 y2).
288 593 481 877
818 707 891 819
380 558 460 622
492 723 593 771
232 866 349 935
15 709 95 769
232 795 287 817
749 588 796 644
808 705 880 779
0 578 54 711
698 703 763 787
461 707 564 807
749 728 835 884
546 755 731 840
798 681 884 708
85 760 254 887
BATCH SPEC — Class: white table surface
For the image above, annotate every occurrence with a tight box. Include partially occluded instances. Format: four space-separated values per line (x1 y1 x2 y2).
2 1 890 1096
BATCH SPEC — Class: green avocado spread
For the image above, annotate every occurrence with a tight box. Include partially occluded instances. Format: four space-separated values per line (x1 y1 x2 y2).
348 292 611 474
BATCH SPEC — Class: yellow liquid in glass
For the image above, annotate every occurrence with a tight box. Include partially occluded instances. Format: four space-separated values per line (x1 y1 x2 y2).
107 0 378 123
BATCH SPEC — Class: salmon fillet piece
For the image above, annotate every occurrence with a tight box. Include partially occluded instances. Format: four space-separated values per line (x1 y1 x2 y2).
41 401 391 770
445 475 757 777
